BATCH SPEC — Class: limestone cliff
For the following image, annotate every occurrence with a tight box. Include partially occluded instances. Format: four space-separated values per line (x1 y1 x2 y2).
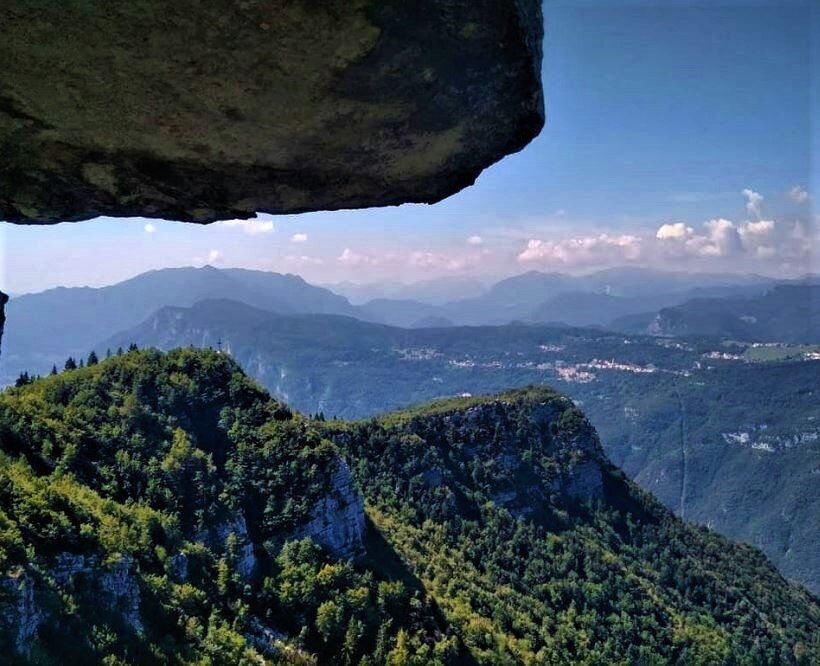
0 556 142 658
287 458 366 561
1 0 543 223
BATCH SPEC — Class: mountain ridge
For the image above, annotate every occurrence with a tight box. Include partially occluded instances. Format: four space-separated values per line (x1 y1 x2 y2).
103 297 820 594
0 348 817 662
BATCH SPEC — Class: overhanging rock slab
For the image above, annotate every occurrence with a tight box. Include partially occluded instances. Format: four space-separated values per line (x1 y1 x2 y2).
1 0 544 224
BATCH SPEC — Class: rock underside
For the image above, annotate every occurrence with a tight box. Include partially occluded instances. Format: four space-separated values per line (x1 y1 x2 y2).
0 0 544 224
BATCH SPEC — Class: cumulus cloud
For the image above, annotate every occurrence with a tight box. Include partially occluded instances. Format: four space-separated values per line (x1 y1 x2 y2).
788 186 810 204
656 222 692 240
657 218 741 257
207 249 222 263
519 212 813 274
740 219 774 236
518 234 643 266
219 218 275 235
291 233 308 243
466 235 484 246
144 223 157 234
742 189 764 218
656 218 779 259
338 248 378 267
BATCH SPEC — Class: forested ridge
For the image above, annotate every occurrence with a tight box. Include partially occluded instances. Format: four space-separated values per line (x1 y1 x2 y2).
0 349 817 663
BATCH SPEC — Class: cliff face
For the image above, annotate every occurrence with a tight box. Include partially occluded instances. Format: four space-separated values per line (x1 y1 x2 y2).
287 459 366 561
1 1 543 224
0 556 142 657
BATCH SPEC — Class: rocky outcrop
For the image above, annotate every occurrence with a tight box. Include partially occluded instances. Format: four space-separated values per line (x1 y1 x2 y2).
196 514 257 581
1 1 544 224
414 392 605 516
288 459 366 561
0 291 6 359
0 555 143 657
100 557 143 633
0 572 43 655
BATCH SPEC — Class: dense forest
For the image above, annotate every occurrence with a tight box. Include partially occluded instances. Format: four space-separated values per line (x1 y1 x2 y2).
0 349 817 663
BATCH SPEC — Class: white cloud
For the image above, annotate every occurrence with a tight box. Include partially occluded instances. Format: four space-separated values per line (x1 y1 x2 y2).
285 255 323 266
656 222 693 240
219 218 275 235
518 234 643 266
207 249 222 264
408 251 468 271
291 233 308 243
144 223 157 234
702 218 743 256
466 235 484 246
740 219 774 236
518 215 812 274
338 248 378 267
742 189 764 218
788 186 810 204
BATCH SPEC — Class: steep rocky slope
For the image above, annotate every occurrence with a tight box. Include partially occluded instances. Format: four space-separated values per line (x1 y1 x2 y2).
0 350 817 663
1 0 543 223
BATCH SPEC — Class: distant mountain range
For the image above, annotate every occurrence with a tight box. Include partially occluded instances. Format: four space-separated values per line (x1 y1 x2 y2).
360 268 783 328
2 265 815 387
615 285 820 342
325 275 488 305
1 266 362 384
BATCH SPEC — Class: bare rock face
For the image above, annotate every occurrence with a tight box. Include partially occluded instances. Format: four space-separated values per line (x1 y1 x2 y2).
288 458 366 561
0 555 143 656
0 291 6 358
1 0 544 224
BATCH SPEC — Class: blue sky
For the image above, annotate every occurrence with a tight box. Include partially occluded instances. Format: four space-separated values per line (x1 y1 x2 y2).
1 0 816 294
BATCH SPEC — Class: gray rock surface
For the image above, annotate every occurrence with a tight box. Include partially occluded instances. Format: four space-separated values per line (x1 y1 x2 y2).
0 572 43 656
1 1 543 224
100 557 143 633
0 555 144 655
0 291 6 359
197 514 258 581
289 459 366 561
